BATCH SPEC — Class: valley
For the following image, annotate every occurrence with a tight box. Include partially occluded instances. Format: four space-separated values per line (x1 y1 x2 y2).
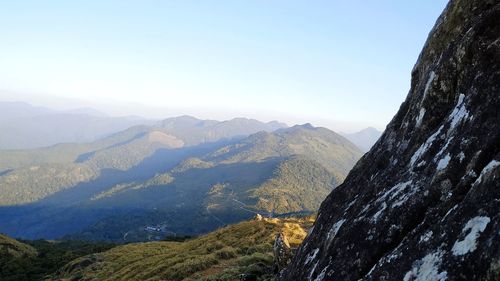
0 116 362 242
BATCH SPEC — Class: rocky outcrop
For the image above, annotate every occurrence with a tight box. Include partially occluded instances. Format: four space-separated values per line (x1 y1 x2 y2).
274 232 293 273
281 0 500 280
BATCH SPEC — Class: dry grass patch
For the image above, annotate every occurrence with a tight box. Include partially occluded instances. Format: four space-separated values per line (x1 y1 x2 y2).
52 216 314 281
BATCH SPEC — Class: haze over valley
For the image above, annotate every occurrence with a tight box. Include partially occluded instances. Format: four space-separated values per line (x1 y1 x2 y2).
0 104 369 242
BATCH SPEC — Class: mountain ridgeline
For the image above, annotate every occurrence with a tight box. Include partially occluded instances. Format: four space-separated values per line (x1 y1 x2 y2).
0 117 362 242
0 101 156 150
281 0 500 280
0 116 285 205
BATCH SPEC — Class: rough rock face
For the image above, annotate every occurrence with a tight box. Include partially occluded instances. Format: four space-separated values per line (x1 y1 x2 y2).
281 0 500 280
274 232 293 273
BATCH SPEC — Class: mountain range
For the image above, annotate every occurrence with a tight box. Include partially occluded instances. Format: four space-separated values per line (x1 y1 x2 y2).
0 102 155 149
0 116 362 242
0 101 381 151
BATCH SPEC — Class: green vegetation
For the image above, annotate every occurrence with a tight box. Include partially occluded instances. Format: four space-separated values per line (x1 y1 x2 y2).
0 124 361 242
172 157 215 173
0 235 115 281
206 125 362 176
51 217 313 281
0 117 286 206
0 126 152 205
91 173 174 200
0 234 37 258
249 157 338 213
0 125 149 171
0 163 99 205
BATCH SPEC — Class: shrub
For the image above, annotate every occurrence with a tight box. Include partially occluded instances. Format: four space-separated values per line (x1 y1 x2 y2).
215 247 238 260
237 252 273 267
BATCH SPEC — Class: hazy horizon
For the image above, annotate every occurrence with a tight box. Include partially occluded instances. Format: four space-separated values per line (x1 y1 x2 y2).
0 1 448 133
0 90 384 133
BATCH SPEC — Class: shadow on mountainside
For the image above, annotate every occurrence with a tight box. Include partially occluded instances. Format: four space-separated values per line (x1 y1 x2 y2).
0 140 235 240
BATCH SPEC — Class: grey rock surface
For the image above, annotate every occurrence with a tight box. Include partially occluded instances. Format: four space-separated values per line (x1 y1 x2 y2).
280 0 500 280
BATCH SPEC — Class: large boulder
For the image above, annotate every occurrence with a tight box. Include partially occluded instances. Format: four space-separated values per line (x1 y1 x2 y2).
280 0 500 280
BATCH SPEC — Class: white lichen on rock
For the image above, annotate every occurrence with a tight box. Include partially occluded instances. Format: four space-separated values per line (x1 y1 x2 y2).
410 125 444 166
447 94 469 132
370 181 414 222
458 152 465 162
372 202 387 222
422 71 436 102
411 95 469 169
452 216 490 256
313 266 329 281
325 219 346 249
442 204 458 221
308 261 318 280
403 250 448 281
436 154 451 171
416 108 426 127
305 248 319 265
436 137 453 159
474 160 500 185
419 231 433 243
385 181 415 207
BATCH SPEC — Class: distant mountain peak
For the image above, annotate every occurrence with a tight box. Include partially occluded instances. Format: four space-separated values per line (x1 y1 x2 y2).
295 123 314 129
279 123 315 133
341 127 383 152
160 115 202 124
361 126 381 132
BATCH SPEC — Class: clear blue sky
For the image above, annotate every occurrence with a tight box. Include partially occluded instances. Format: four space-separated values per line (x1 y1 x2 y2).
0 1 448 132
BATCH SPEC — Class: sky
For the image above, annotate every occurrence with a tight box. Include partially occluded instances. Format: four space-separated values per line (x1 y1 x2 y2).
0 1 448 132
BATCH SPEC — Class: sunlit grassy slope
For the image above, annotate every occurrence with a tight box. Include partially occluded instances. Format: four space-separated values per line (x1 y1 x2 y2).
0 234 37 258
52 217 313 281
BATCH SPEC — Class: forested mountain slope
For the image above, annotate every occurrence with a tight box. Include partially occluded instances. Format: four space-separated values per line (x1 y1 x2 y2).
0 116 285 205
0 121 361 242
72 125 361 242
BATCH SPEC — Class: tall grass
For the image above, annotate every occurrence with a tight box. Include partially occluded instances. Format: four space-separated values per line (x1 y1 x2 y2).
52 216 314 281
